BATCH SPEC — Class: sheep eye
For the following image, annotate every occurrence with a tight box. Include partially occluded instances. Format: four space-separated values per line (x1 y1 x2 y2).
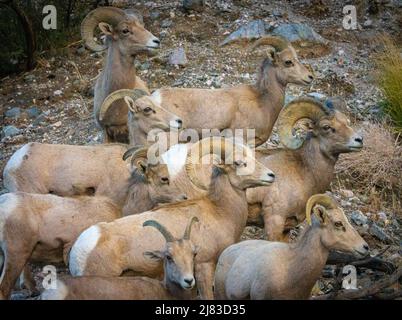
322 125 331 131
160 177 169 184
166 255 173 261
144 107 153 113
234 160 244 167
122 29 130 35
285 60 294 67
335 221 343 228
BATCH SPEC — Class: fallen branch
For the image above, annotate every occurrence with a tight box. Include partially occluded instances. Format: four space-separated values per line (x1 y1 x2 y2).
327 249 396 274
313 265 402 300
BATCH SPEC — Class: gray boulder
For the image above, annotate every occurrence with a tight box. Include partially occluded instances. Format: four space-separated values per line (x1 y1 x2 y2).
220 20 266 46
272 23 327 44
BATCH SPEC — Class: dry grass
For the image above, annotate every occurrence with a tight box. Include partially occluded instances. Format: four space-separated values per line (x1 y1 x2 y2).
374 35 402 132
336 121 402 214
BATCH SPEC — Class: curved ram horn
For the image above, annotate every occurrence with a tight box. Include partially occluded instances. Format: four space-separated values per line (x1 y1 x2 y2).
98 88 148 122
129 147 149 170
183 217 199 240
122 145 143 161
185 137 235 190
81 7 126 52
250 36 289 53
277 97 333 150
305 194 338 225
143 220 175 243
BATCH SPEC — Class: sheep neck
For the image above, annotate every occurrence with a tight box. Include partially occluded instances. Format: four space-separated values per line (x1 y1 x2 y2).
163 278 193 300
122 174 153 215
105 40 137 91
289 225 329 294
299 138 337 193
207 171 249 238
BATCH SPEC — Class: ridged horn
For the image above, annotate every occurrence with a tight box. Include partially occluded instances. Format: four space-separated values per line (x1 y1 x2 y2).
185 137 236 190
98 88 148 122
143 220 175 242
183 217 199 240
277 97 333 150
81 7 126 52
305 194 338 225
250 36 289 52
122 145 142 161
129 147 149 169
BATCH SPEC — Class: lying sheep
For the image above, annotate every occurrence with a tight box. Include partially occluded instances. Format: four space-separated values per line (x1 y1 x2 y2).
81 7 160 143
100 36 314 147
68 137 275 299
246 97 364 241
0 192 121 300
3 142 187 215
41 218 199 300
214 194 370 300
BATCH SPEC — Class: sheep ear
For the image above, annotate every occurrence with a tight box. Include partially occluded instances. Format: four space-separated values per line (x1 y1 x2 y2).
313 205 328 225
267 49 279 64
134 160 148 174
144 251 163 261
125 96 139 113
98 22 113 35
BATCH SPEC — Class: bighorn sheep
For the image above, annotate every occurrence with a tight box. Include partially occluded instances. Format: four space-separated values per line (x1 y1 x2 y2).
214 194 370 300
0 192 121 300
3 142 187 215
41 218 199 300
246 97 364 241
81 7 160 143
100 36 314 147
68 137 275 299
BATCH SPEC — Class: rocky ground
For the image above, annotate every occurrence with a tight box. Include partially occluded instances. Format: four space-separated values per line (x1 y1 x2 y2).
0 0 401 299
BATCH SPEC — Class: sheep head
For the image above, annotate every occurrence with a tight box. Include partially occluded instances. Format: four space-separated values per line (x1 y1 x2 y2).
143 217 199 290
124 146 188 205
305 194 369 258
277 97 363 158
99 89 183 131
251 36 314 86
81 6 160 54
185 137 275 190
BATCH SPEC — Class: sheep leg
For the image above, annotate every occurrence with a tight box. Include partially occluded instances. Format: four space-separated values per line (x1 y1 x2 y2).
0 246 33 299
264 214 286 242
195 262 216 300
20 265 39 296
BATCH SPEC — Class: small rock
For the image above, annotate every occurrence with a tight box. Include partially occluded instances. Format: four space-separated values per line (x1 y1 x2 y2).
351 210 368 226
53 121 62 127
76 46 86 55
24 74 35 83
168 47 188 66
363 19 373 28
26 106 41 119
307 92 327 101
369 223 392 243
139 61 151 71
377 212 387 221
220 20 266 46
161 19 173 28
149 10 161 20
339 189 354 198
53 90 63 96
183 0 205 12
1 125 20 139
32 113 47 126
5 107 21 119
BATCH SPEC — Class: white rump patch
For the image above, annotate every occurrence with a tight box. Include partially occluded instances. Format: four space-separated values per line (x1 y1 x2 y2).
41 280 68 300
3 144 31 190
161 144 189 178
0 193 18 241
151 90 162 105
69 225 101 276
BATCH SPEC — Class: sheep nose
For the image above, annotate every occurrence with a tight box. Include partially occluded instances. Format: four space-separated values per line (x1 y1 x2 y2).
308 74 314 81
181 194 188 200
363 244 369 251
176 119 183 128
153 38 161 46
184 278 194 285
355 136 363 144
268 172 275 179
